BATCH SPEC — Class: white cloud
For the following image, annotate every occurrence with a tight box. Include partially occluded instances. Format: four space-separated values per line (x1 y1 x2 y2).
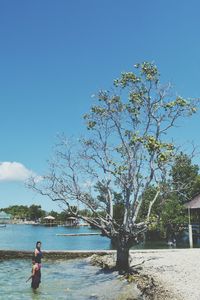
0 162 37 182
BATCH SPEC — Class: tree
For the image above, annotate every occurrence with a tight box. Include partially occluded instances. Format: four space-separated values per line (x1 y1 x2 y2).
48 210 59 219
29 62 198 273
137 185 162 221
2 205 29 220
57 211 70 222
136 185 164 239
28 205 45 221
160 153 200 232
159 192 188 244
171 153 200 203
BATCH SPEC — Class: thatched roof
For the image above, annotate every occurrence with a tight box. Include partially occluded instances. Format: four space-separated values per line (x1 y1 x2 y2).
185 194 200 209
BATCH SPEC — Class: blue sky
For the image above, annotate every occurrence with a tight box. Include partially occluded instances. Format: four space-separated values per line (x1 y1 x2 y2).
1 0 200 212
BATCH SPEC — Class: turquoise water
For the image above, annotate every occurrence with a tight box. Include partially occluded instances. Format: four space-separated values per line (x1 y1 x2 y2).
0 224 191 251
0 224 110 250
0 259 142 300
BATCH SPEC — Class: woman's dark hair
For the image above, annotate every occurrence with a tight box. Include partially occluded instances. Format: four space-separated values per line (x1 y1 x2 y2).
36 241 41 247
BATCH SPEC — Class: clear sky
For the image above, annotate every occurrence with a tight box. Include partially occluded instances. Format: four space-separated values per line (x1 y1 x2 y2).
1 0 200 212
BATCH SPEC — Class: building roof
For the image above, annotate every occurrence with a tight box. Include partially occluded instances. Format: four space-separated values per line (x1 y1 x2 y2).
0 212 11 219
44 215 55 220
185 194 200 209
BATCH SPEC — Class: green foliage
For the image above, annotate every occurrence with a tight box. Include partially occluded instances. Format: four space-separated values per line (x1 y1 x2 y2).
0 205 46 221
139 153 200 236
56 211 69 222
113 62 159 87
83 62 197 183
171 153 200 203
191 175 200 198
0 204 104 223
48 210 59 219
1 205 29 220
29 205 45 221
160 195 187 228
138 186 162 221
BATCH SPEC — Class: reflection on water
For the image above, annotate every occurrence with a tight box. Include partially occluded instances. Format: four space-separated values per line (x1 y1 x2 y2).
0 259 142 300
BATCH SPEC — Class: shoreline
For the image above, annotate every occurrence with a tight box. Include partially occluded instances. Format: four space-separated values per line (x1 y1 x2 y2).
0 249 115 260
89 249 200 300
1 248 199 299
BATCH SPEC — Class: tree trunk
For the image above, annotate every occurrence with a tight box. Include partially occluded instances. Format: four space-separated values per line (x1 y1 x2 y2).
112 233 131 274
116 245 130 274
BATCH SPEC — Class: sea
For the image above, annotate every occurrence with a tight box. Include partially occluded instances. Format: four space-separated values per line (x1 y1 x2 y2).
0 224 110 251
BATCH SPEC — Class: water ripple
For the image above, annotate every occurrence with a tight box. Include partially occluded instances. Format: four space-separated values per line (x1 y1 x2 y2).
0 259 142 299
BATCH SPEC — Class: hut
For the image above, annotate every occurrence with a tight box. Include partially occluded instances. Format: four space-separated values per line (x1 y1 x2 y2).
185 194 200 246
0 211 11 225
65 217 79 227
185 194 200 223
185 194 200 209
43 215 56 226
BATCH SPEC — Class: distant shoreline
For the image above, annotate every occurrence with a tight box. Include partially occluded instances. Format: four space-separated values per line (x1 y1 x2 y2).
5 220 90 227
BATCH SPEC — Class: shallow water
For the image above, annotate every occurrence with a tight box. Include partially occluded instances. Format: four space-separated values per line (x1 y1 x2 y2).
0 259 142 300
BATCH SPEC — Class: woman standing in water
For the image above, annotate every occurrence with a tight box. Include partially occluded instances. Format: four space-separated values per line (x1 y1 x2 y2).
34 241 43 267
33 241 43 286
26 242 43 290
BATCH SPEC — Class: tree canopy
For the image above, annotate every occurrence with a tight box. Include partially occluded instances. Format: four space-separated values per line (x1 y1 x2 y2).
0 205 46 221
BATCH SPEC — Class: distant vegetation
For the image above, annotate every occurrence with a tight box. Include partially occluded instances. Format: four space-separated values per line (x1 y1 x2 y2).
0 204 45 221
0 204 92 222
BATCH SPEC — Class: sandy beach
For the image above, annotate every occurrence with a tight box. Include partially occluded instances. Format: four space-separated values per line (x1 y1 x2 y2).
90 248 200 299
129 249 200 300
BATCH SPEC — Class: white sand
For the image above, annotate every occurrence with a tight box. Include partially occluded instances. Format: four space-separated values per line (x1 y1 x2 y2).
130 249 200 300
